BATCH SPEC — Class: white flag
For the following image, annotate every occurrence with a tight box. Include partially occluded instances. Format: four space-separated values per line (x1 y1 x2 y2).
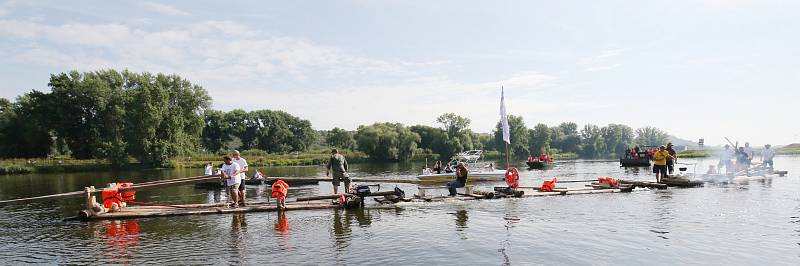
500 87 510 144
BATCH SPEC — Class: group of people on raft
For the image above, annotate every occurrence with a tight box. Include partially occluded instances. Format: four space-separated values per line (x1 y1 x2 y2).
527 154 554 163
709 142 776 175
202 150 294 209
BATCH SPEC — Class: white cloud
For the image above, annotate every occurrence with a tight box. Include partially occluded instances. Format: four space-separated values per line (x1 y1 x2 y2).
584 63 622 72
142 2 190 16
0 19 415 83
0 18 560 133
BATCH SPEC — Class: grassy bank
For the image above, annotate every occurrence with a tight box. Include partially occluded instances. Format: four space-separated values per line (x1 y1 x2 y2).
677 150 712 158
0 149 442 175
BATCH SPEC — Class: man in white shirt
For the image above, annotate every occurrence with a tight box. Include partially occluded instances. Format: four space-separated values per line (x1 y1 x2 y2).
232 150 249 206
220 156 242 207
718 145 734 174
204 161 213 176
761 144 776 169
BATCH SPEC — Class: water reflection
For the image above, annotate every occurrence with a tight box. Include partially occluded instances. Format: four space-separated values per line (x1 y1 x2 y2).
230 213 247 262
331 209 374 251
103 220 140 264
650 191 674 240
332 209 351 251
275 211 290 235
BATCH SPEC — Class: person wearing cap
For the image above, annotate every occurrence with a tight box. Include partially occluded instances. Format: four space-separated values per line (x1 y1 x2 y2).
326 148 350 194
448 162 469 196
666 143 677 175
652 145 671 182
761 144 776 169
232 150 248 206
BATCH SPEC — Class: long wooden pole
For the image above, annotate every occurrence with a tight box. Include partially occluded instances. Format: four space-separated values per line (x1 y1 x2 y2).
505 142 510 169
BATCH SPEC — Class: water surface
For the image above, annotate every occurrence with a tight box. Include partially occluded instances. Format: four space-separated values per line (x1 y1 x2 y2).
1 157 799 265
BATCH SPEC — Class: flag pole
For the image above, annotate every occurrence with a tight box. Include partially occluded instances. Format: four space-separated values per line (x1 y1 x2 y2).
505 141 509 169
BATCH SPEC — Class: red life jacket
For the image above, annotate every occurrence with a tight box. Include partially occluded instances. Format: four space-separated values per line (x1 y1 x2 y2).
597 177 619 187
540 178 558 192
271 180 289 198
505 167 520 188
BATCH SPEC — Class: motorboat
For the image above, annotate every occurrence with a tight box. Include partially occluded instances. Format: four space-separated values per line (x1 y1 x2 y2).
416 150 505 182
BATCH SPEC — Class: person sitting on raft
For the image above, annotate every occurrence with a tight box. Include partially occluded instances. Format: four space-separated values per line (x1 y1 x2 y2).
433 161 443 174
253 169 264 179
448 162 468 196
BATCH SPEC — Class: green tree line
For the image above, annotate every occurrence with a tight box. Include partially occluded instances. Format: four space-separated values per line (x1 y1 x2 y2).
0 70 672 165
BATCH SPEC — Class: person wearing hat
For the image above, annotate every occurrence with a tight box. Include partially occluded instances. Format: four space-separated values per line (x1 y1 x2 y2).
666 143 677 175
761 144 776 169
652 145 671 182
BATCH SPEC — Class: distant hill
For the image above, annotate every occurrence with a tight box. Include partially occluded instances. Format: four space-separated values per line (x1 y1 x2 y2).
668 135 698 148
780 143 800 150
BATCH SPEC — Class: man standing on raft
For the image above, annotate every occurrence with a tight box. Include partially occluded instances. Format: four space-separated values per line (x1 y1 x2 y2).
326 149 350 194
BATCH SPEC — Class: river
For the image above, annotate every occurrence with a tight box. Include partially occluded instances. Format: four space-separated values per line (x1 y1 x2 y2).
1 156 799 265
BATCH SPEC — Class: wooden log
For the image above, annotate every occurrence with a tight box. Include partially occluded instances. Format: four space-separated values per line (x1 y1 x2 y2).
263 177 420 184
619 180 668 189
492 187 525 197
296 194 344 202
659 177 704 188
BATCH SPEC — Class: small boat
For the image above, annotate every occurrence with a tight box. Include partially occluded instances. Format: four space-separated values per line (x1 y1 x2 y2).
416 150 505 182
526 154 555 169
416 171 507 182
620 146 656 167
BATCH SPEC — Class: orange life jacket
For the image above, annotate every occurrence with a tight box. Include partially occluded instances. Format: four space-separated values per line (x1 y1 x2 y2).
271 180 289 198
505 167 520 188
597 177 619 187
102 186 121 209
102 182 136 209
540 178 558 192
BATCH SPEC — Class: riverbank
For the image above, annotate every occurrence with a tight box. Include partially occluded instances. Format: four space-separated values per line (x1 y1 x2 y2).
0 149 440 175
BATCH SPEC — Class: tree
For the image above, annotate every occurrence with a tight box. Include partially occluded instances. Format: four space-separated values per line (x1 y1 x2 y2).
580 124 603 158
601 124 634 157
558 122 578 135
124 72 211 166
48 70 128 162
635 126 670 147
528 123 551 155
0 94 54 158
200 110 230 153
326 127 355 149
355 123 420 161
493 115 529 159
436 113 471 138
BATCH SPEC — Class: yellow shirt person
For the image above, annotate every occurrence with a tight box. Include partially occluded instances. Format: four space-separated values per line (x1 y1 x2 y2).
653 149 670 166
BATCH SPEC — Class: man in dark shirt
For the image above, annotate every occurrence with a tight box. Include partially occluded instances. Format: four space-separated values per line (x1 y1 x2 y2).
447 163 468 196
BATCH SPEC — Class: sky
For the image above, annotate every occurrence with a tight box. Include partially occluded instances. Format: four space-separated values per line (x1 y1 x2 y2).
0 0 798 146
